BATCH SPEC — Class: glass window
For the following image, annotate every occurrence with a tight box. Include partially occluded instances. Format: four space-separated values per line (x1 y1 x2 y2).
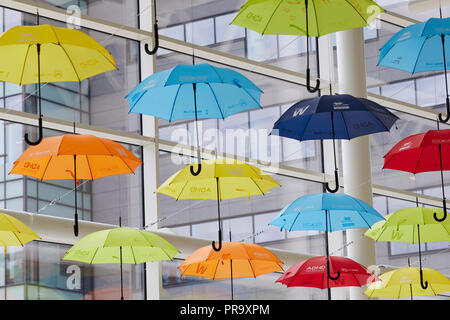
186 18 215 46
249 107 281 163
215 13 245 43
254 212 285 243
246 30 278 62
222 216 253 242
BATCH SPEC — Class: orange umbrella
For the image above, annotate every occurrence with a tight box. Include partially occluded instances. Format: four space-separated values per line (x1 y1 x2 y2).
179 242 283 300
9 134 142 236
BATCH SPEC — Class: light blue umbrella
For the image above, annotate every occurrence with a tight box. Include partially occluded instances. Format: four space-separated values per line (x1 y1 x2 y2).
126 63 262 175
269 193 384 282
378 16 450 123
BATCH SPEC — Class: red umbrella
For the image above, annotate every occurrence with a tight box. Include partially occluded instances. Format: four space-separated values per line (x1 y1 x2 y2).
276 256 379 300
383 129 450 222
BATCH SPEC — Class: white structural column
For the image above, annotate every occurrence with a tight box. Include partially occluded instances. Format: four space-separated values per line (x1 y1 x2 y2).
336 28 376 300
139 0 163 300
317 35 346 300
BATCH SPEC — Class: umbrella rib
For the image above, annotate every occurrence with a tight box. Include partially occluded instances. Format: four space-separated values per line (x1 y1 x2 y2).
206 83 225 120
175 181 190 201
339 111 351 140
248 259 257 278
39 155 53 181
212 259 220 280
411 37 429 74
250 177 265 196
260 0 285 35
58 44 82 82
412 147 426 175
19 44 32 85
85 155 95 180
130 246 137 264
89 247 100 264
343 0 370 26
168 84 182 123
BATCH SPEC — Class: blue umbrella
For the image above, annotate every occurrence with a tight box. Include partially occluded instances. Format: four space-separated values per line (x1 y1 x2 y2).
126 63 263 175
378 15 450 123
269 192 384 293
270 94 399 192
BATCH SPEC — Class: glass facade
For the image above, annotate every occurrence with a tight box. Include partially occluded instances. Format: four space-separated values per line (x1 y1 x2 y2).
0 0 448 300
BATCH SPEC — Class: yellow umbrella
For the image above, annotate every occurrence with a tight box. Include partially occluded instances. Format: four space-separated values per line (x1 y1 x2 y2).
0 212 40 253
365 207 450 290
0 22 117 145
157 158 280 251
365 267 450 300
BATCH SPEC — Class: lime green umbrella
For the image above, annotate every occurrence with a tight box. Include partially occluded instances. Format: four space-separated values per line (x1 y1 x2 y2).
365 207 450 292
231 0 384 92
62 218 180 300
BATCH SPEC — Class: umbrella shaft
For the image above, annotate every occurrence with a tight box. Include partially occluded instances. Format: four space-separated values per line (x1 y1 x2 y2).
37 44 42 117
230 259 233 300
120 246 124 300
193 83 201 162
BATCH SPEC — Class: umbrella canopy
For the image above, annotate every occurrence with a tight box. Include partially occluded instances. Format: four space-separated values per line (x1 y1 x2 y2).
269 193 384 232
383 129 450 222
378 17 450 123
276 256 379 290
126 63 262 176
0 212 40 251
0 24 116 84
157 158 280 251
179 241 283 299
156 158 279 201
9 134 142 236
271 94 399 192
269 192 384 299
63 223 179 300
0 24 117 145
365 206 450 290
365 267 450 299
364 207 450 243
231 0 384 92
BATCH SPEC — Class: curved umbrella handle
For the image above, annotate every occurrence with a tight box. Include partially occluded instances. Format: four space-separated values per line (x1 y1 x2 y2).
306 68 320 93
327 269 340 281
434 199 448 222
212 229 222 252
24 115 43 146
325 169 339 193
438 98 450 123
420 268 428 290
144 22 159 55
190 163 202 176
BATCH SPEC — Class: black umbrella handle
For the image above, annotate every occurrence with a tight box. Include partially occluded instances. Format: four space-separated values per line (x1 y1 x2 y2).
327 258 340 281
144 0 159 55
144 22 159 55
306 68 320 93
24 115 43 146
325 169 339 193
190 163 202 176
212 229 222 252
420 268 429 290
434 199 448 222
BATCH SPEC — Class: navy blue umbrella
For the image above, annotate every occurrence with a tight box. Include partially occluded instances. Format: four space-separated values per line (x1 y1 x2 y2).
271 94 399 192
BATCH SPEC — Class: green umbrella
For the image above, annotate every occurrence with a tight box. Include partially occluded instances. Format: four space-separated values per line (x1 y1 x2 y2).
365 207 450 292
231 0 384 92
62 218 180 300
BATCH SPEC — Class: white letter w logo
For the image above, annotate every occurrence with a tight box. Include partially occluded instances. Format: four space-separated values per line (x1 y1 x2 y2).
293 105 310 117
